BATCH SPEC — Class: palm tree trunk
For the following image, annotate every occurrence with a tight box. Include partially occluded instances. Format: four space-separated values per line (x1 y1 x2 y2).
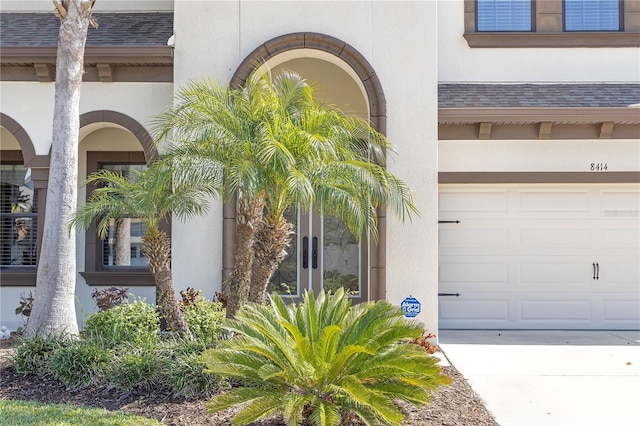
224 197 264 318
114 218 131 266
142 230 192 339
25 1 95 338
249 215 294 304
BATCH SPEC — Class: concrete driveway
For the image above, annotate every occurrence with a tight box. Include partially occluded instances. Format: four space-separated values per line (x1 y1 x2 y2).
438 330 640 426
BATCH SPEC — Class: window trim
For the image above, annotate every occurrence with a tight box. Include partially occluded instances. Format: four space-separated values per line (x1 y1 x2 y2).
80 151 157 286
464 0 640 47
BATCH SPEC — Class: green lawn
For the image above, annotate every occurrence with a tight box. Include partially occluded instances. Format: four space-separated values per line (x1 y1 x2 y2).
0 400 161 426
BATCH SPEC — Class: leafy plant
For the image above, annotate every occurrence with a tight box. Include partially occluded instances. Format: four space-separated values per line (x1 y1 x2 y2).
14 291 34 330
91 287 129 312
49 339 112 388
82 300 159 347
408 332 438 355
179 287 201 309
165 351 222 399
106 342 161 391
182 298 225 347
202 289 451 426
11 332 69 377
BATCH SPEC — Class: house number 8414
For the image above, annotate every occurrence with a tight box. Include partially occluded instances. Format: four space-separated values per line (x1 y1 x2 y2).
590 163 608 171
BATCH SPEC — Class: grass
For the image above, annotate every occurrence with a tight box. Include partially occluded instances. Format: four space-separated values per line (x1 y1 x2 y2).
0 400 161 426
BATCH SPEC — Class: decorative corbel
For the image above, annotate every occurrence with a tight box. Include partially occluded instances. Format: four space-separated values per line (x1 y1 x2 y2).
599 122 615 139
538 122 553 139
478 122 492 140
34 64 54 82
96 64 113 82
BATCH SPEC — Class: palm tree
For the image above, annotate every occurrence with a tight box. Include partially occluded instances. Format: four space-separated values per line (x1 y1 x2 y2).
152 71 309 318
71 161 220 337
153 69 417 315
202 289 450 426
248 83 418 303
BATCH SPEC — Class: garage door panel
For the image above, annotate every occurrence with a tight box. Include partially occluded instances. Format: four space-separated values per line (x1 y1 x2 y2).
519 262 586 286
602 229 640 249
439 191 507 212
520 229 590 249
603 299 640 321
596 259 640 288
440 228 508 249
439 184 640 330
440 262 508 285
520 300 592 321
439 299 508 320
601 190 640 210
519 190 590 213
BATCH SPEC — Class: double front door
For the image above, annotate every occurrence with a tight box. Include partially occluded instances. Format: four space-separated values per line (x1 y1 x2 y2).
270 209 368 304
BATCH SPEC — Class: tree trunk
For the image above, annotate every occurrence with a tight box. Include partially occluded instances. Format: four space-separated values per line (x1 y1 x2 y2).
114 218 131 266
249 215 294 304
26 1 95 338
224 196 264 318
142 230 192 339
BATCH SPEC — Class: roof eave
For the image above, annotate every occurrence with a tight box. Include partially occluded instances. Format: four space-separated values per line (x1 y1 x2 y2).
439 107 640 125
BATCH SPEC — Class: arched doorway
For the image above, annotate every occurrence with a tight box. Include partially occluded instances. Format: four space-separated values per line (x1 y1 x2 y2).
225 33 388 302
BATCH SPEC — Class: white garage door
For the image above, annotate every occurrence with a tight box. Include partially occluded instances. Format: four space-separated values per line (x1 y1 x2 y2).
439 184 640 330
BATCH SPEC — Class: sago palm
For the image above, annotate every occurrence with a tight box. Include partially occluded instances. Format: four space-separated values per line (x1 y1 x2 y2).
202 289 450 426
71 161 221 337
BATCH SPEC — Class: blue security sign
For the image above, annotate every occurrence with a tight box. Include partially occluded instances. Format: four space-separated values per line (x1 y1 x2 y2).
400 296 421 318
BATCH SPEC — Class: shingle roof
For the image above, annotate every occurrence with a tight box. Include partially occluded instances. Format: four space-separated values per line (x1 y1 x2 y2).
0 12 173 47
439 84 640 108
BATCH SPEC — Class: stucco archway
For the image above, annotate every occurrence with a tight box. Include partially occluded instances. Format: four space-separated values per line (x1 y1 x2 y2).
224 32 388 300
79 110 154 163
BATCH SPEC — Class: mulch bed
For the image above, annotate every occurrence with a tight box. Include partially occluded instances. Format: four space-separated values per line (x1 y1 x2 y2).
0 338 499 425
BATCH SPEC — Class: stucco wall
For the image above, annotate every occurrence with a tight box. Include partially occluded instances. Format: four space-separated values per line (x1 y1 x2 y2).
438 0 640 83
173 0 440 331
440 139 640 173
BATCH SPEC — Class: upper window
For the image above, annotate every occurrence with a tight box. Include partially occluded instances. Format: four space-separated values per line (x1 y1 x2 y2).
1 164 37 268
564 0 621 31
477 0 533 31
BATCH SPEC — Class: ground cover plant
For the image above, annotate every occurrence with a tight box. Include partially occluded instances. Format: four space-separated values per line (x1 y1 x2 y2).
202 289 451 426
9 294 225 397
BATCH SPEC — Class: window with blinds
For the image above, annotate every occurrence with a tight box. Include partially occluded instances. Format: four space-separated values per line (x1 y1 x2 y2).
1 164 37 267
564 0 621 31
477 0 533 31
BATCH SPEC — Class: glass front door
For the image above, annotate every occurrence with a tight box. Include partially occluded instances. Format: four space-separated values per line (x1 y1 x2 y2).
270 208 368 304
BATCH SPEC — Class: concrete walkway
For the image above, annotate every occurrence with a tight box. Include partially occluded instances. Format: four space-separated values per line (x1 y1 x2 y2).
438 330 640 426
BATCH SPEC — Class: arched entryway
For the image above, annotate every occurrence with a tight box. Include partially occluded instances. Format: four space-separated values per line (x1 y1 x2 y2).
223 32 388 301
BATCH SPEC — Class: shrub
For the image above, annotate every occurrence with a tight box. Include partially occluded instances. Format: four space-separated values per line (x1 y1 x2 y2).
83 300 159 347
165 350 222 399
49 340 112 388
11 333 69 377
202 289 451 426
106 342 162 392
182 298 225 347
